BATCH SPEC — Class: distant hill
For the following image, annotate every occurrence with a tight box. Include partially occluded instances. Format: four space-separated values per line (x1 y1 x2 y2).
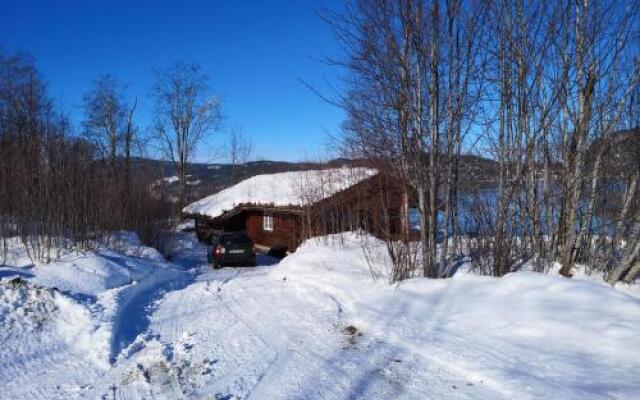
135 158 360 204
132 128 638 209
588 128 640 177
456 154 500 191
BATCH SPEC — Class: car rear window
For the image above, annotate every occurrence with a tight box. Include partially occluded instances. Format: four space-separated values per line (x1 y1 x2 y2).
209 233 221 245
220 234 252 245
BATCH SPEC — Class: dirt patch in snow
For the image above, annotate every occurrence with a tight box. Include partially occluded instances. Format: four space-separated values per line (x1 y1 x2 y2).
0 277 59 333
342 324 363 346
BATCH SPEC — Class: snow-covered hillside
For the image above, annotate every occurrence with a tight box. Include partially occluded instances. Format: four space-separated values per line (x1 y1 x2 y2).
1 232 639 399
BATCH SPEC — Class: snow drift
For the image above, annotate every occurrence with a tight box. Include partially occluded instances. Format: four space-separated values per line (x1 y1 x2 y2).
0 233 177 372
0 277 110 369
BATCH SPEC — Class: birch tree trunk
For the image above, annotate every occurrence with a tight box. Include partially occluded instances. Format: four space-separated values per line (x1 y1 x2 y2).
611 172 639 251
558 0 597 277
493 0 512 277
575 151 603 262
608 212 640 283
425 0 440 278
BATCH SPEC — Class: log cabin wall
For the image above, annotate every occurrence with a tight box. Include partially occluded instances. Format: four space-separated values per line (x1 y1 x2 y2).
245 210 302 251
305 173 410 240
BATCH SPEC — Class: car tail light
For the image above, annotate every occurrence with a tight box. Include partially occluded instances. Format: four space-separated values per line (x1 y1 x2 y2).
214 245 225 258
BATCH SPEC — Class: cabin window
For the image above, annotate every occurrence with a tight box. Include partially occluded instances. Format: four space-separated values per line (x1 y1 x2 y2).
263 213 274 231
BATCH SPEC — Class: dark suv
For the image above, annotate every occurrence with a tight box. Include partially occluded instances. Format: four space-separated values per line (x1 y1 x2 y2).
207 231 256 268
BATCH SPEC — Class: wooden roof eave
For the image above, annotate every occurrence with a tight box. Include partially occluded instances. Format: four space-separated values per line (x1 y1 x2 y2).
189 203 305 223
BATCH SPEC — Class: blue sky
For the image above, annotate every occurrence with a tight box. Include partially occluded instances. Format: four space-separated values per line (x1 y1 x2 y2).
0 0 346 162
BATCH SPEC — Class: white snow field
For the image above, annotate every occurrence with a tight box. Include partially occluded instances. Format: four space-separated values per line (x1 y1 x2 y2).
1 232 639 399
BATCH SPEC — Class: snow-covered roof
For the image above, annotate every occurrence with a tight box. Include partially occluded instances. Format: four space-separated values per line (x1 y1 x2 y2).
183 167 378 219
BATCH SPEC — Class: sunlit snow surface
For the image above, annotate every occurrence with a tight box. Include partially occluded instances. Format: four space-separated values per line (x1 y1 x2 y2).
0 232 639 399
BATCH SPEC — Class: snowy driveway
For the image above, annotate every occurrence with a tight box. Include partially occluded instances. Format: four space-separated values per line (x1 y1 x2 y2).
96 237 504 400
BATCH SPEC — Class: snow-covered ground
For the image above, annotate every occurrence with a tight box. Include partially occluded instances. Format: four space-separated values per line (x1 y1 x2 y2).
1 232 639 399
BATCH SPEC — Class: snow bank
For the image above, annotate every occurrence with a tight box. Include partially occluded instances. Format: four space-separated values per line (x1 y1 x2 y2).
162 175 180 184
108 231 167 262
30 252 139 296
274 233 640 400
183 167 377 218
0 233 164 297
175 219 196 232
0 233 177 366
0 233 193 397
0 278 111 366
545 260 640 298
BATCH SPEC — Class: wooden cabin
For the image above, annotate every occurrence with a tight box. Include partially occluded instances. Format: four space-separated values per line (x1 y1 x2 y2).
183 167 412 252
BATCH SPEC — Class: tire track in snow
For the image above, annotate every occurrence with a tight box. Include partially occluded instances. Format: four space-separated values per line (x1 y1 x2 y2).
84 232 506 399
219 275 400 399
108 265 194 363
127 266 276 399
279 279 512 400
197 271 280 398
225 274 508 400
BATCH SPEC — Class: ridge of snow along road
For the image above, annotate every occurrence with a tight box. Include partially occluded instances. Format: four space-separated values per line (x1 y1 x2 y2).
0 276 110 362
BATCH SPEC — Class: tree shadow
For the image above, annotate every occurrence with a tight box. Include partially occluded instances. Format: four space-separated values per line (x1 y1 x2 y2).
0 268 34 280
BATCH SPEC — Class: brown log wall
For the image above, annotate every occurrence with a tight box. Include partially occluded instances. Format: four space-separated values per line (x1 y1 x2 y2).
245 210 302 251
306 173 410 240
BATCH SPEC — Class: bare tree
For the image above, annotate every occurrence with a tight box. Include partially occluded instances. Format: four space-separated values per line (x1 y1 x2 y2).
325 0 488 280
152 61 223 209
322 0 426 280
225 125 253 184
324 0 639 283
83 75 140 227
554 0 638 277
83 75 129 179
